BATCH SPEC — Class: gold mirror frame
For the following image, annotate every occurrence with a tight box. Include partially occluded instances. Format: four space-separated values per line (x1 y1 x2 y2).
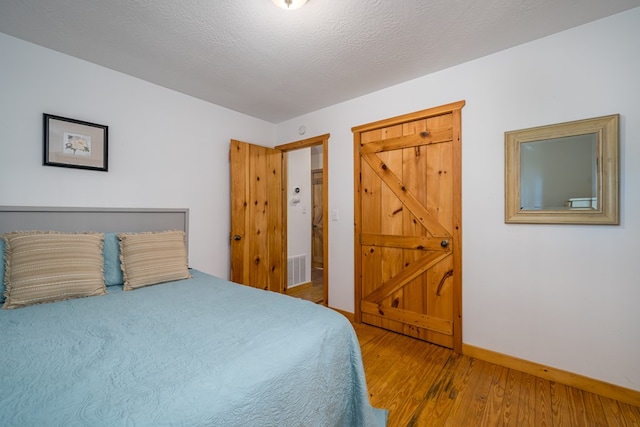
505 114 619 224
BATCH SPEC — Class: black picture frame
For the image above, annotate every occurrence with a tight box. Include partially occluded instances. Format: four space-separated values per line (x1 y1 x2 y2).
43 113 108 171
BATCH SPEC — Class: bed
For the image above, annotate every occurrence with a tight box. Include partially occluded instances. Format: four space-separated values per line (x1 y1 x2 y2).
0 206 387 426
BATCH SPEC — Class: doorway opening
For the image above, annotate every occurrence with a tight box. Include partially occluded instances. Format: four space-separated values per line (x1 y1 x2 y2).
276 135 329 306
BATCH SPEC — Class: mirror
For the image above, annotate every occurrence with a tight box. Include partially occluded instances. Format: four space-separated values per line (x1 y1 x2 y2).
505 114 619 224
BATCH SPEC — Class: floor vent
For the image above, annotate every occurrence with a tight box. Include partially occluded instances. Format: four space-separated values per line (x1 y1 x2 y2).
287 254 306 287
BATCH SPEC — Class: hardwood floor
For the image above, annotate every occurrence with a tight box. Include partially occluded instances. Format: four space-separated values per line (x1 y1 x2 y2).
285 267 323 303
353 322 640 427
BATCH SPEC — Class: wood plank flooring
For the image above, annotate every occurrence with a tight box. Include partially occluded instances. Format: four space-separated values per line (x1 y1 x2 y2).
352 322 640 427
285 267 323 303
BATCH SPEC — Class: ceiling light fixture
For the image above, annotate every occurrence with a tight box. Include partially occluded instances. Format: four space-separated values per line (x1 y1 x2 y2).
272 0 308 10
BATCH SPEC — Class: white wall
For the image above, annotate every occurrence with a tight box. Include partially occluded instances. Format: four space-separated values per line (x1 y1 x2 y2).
0 32 275 279
286 148 312 286
311 148 323 170
275 8 640 391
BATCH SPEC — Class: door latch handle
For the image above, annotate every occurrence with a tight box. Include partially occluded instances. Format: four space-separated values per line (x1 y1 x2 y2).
233 235 242 241
440 240 449 248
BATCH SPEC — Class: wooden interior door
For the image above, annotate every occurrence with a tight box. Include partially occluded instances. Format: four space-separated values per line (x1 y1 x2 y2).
353 101 465 352
229 139 284 293
311 169 323 269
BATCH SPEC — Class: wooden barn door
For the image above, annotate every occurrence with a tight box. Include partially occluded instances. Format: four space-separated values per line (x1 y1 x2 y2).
229 139 284 293
311 169 324 269
353 101 464 352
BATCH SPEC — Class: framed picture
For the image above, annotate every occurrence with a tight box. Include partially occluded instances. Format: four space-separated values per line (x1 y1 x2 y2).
43 113 108 171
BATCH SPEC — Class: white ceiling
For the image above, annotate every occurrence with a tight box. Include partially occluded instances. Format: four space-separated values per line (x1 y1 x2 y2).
1 0 639 123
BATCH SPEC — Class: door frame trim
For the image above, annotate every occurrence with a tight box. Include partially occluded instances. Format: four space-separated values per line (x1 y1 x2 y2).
276 134 330 306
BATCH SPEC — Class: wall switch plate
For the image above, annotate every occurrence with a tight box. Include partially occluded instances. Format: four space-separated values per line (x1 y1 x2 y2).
332 208 339 221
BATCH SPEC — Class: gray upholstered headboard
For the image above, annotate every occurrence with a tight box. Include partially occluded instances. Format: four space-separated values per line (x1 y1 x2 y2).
0 206 189 240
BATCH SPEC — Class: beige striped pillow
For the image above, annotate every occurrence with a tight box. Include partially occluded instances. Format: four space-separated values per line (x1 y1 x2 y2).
2 232 106 309
118 230 190 291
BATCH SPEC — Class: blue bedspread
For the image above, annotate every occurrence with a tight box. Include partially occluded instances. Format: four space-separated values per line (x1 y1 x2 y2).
0 270 387 426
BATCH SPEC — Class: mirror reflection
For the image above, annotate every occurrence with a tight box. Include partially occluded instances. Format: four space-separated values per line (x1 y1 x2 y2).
520 134 597 210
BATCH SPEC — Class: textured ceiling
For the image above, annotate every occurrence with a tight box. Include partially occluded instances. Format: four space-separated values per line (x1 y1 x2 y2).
1 0 639 123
